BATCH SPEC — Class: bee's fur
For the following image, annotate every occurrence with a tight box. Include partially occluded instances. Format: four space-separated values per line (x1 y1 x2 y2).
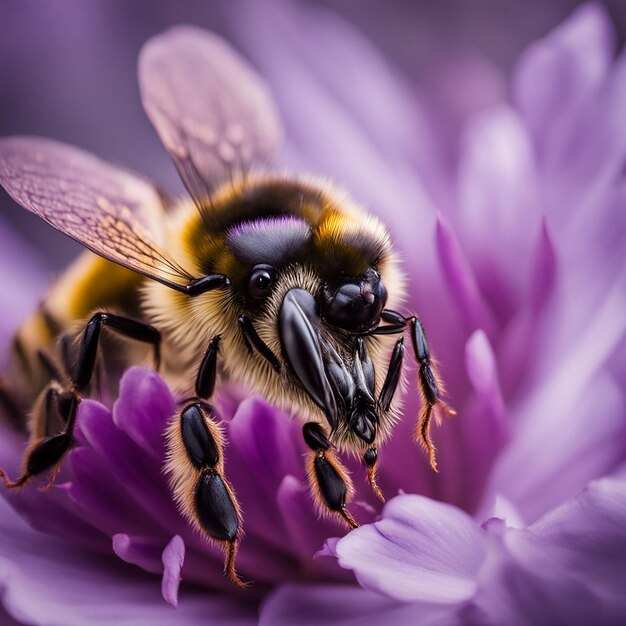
10 174 407 455
143 173 406 453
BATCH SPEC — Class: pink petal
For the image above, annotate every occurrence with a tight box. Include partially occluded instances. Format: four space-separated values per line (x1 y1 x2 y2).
436 215 496 336
113 367 175 461
68 447 165 537
513 3 614 150
542 47 626 225
259 584 459 626
460 331 509 508
161 535 185 608
528 475 626 614
112 534 162 574
456 106 537 324
0 497 254 625
529 218 558 315
488 370 626 522
334 494 486 603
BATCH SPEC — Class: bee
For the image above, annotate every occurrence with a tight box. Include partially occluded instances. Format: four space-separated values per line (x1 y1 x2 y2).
0 27 455 586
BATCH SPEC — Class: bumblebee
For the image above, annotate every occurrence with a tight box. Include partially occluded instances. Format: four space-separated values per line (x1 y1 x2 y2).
0 27 454 586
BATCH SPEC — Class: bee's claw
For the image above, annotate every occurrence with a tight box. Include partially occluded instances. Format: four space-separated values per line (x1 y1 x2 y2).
38 463 63 492
363 446 385 502
224 540 248 589
0 467 30 489
339 506 360 530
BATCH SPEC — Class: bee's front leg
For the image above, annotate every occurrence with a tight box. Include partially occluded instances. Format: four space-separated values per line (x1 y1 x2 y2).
409 316 456 472
371 310 456 472
302 422 359 529
0 312 161 490
165 336 245 588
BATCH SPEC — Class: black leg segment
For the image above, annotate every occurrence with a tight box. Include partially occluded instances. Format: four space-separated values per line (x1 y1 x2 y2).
167 337 245 587
369 309 407 335
195 471 239 541
172 400 244 586
348 339 378 445
303 422 358 529
363 445 384 502
379 338 405 411
195 336 221 399
73 312 161 390
369 309 456 472
1 312 162 491
238 315 281 372
181 403 220 468
184 274 230 297
408 316 456 471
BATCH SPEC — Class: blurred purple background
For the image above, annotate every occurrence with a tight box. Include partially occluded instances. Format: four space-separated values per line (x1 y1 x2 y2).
1 0 625 270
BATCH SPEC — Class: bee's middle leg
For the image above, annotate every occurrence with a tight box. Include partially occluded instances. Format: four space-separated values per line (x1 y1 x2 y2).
0 312 161 490
165 336 245 587
356 336 407 503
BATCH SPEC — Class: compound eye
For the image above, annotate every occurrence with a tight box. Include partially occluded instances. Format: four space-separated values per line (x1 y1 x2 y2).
247 264 275 300
323 268 388 333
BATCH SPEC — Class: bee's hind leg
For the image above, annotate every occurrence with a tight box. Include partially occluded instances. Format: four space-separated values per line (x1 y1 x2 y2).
0 312 161 491
0 382 74 490
165 336 246 588
302 422 359 529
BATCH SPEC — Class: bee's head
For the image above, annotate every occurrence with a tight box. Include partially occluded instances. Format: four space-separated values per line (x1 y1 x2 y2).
173 177 403 437
219 188 393 337
193 177 402 434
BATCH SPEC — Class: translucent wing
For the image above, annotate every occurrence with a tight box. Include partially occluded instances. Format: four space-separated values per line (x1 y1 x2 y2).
0 136 196 290
138 26 282 207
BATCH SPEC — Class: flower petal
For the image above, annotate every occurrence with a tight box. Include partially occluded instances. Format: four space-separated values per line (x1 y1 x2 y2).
475 532 603 626
513 3 614 150
260 584 461 626
487 270 626 520
67 447 164 538
456 106 537 325
334 494 486 603
527 475 626 616
227 398 302 547
112 534 162 574
75 398 182 532
275 475 352 582
460 331 509 509
542 46 626 225
528 218 558 316
161 535 185 608
436 215 496 336
112 367 175 461
475 477 626 624
0 496 255 626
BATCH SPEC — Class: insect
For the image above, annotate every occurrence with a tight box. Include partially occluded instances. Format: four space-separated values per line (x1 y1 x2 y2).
0 27 455 586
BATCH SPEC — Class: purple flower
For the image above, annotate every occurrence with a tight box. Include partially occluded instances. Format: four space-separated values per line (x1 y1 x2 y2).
1 2 626 625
